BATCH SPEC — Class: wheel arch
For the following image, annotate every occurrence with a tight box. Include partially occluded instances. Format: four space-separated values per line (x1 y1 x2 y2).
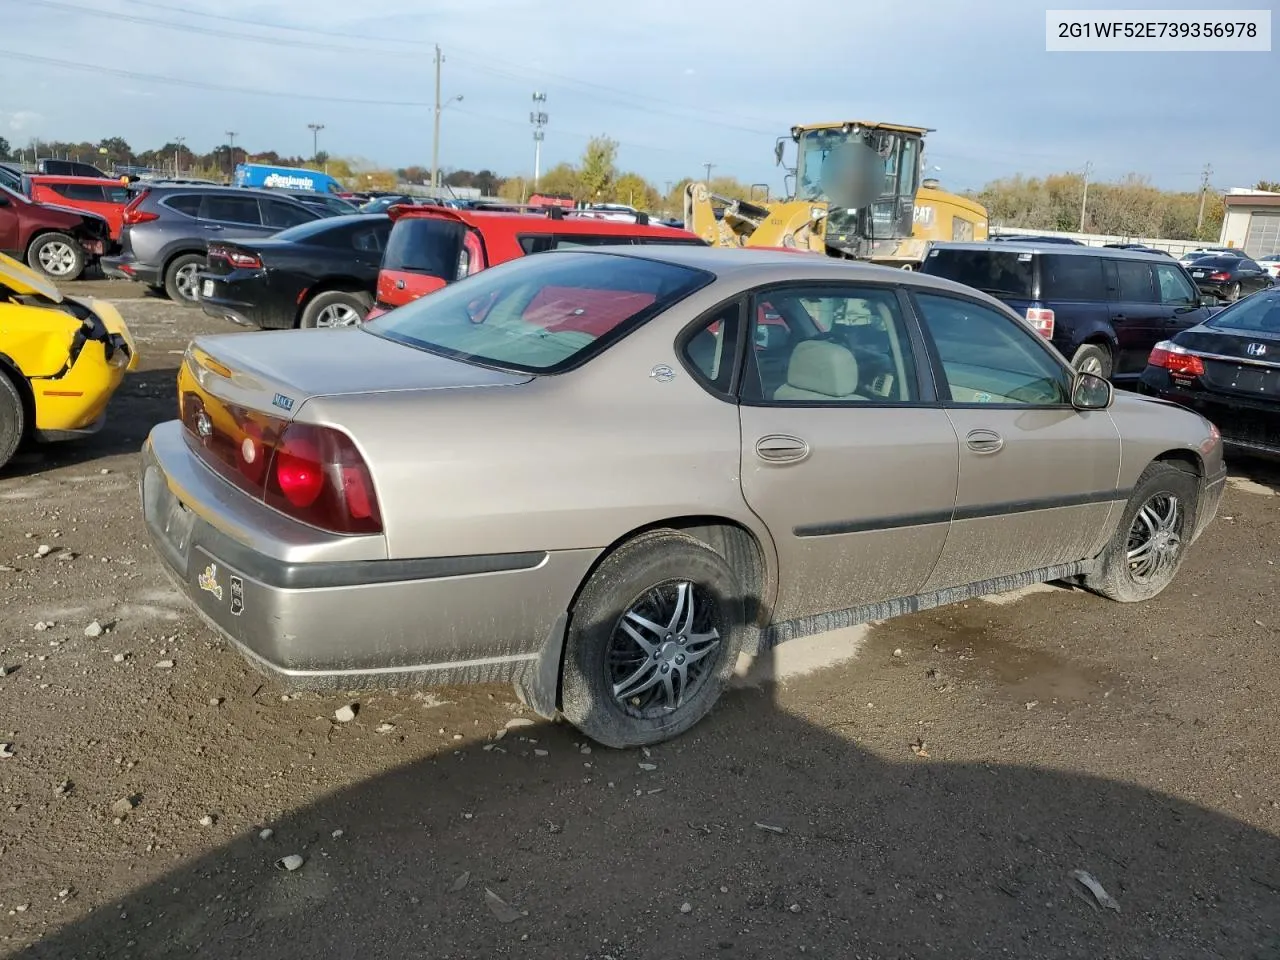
516 514 779 719
295 278 374 325
1151 448 1203 477
160 247 207 279
0 353 35 442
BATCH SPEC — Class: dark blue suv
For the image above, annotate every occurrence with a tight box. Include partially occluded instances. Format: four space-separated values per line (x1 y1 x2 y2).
919 241 1218 381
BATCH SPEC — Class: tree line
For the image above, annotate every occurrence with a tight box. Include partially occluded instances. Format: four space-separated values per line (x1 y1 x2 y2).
1 133 1267 241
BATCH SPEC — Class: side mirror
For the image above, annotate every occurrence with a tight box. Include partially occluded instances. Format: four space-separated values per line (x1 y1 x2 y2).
1072 371 1113 410
774 139 786 166
1198 295 1217 307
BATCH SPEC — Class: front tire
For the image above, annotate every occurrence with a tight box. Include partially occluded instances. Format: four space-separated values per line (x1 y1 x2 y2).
298 290 373 329
1071 343 1113 379
0 372 25 472
1083 461 1199 603
27 233 85 281
164 254 205 307
560 530 748 749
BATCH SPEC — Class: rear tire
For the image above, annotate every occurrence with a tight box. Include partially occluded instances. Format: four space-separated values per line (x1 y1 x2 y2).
0 371 25 472
27 233 85 281
560 530 748 749
1083 461 1199 603
164 254 205 307
298 290 373 329
1227 282 1242 303
1071 343 1113 379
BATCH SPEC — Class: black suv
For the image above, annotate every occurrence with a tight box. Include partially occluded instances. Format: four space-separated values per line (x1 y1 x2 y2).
101 186 322 306
919 241 1218 381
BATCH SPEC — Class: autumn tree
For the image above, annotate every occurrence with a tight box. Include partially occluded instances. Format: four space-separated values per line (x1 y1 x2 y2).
1255 180 1280 193
534 162 580 199
0 136 10 161
579 136 618 201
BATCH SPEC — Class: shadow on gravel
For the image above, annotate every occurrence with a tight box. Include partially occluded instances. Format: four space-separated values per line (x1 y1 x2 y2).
1228 453 1280 489
13 674 1280 959
4 368 178 478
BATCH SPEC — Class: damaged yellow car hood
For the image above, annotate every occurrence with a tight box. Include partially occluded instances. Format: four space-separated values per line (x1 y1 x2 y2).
0 251 62 303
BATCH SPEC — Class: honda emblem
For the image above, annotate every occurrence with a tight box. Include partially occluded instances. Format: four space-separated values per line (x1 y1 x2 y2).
1245 342 1267 357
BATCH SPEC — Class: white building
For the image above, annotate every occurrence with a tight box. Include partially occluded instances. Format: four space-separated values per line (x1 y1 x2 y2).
1218 188 1280 257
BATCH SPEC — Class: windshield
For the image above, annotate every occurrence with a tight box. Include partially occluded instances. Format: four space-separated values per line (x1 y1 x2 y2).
1207 288 1280 333
921 249 1036 299
797 129 858 201
365 251 713 374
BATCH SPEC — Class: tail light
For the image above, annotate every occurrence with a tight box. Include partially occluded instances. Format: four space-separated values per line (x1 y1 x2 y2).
1208 272 1231 282
179 369 382 535
456 230 484 280
1025 307 1055 339
1148 340 1205 377
208 244 262 269
121 191 157 225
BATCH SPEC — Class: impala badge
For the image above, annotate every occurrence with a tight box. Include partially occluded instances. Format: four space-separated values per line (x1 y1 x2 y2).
195 411 213 438
649 364 675 383
1246 342 1267 357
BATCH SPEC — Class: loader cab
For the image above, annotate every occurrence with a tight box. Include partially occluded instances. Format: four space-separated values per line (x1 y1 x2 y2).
791 121 929 260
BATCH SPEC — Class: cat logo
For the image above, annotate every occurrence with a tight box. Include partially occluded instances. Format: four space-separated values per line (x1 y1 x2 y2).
198 563 223 601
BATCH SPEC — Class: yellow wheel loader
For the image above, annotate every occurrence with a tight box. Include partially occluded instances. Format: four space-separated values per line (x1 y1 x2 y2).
684 121 988 267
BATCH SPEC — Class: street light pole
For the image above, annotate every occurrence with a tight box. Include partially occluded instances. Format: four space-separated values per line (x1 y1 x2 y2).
174 137 185 177
307 123 325 161
431 45 443 189
225 131 237 177
530 92 547 191
704 161 715 184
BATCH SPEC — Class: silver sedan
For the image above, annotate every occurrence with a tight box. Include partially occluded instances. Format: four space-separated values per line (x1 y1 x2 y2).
140 246 1225 747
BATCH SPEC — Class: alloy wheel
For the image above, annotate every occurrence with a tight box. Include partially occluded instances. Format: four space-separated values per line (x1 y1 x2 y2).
315 303 362 327
608 581 722 718
1077 354 1105 376
175 264 200 301
38 241 77 276
1126 492 1182 584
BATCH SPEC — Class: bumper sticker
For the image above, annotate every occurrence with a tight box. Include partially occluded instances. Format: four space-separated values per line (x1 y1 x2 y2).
198 563 224 601
230 576 244 616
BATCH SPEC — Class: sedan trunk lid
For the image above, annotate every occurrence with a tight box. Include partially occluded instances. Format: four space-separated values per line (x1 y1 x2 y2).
184 327 532 420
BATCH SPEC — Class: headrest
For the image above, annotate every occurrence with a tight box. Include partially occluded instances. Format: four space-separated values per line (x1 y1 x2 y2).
785 339 859 397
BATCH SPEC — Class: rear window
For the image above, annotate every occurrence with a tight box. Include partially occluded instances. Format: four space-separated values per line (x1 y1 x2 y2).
365 251 713 374
53 184 106 202
1191 257 1236 270
1206 289 1280 333
383 217 467 277
1040 254 1105 300
922 249 1035 299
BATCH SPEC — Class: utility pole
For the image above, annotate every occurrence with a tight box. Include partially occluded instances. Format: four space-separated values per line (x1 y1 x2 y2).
530 92 548 191
431 45 443 190
703 162 715 184
173 137 185 177
225 131 237 177
1197 162 1213 232
307 123 325 162
1078 160 1092 232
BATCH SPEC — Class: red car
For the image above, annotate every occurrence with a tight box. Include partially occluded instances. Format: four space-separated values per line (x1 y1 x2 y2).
0 182 112 281
364 205 704 320
25 175 130 241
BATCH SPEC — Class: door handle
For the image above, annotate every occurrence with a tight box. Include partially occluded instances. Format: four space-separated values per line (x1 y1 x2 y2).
205 224 223 231
965 429 1004 454
755 434 810 464
1112 313 1127 322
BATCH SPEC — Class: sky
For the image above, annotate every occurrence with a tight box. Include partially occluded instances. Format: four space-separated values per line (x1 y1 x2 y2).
0 0 1277 195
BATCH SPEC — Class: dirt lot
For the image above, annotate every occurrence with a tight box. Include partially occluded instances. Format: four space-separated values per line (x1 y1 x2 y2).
1 281 1278 959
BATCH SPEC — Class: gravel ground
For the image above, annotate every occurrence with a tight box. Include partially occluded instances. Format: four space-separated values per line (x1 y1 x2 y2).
1 282 1278 959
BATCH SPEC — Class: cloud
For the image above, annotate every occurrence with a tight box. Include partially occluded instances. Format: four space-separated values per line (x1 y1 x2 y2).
6 110 42 134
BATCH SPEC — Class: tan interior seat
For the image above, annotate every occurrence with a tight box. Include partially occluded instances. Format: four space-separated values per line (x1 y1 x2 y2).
773 339 865 402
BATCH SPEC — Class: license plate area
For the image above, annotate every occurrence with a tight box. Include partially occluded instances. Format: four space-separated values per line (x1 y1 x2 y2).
143 466 196 573
201 279 214 298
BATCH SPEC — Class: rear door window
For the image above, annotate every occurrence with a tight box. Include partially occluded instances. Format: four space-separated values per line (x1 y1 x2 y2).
54 184 108 202
921 249 1035 299
1111 259 1156 301
1040 254 1105 301
260 199 316 228
199 195 263 225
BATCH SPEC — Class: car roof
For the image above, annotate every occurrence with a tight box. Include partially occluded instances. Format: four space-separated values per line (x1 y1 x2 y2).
930 240 1174 262
27 174 125 185
550 245 1014 303
392 205 697 239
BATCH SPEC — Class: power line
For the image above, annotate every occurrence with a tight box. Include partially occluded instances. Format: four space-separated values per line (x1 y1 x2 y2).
20 0 418 57
0 49 434 106
124 0 429 45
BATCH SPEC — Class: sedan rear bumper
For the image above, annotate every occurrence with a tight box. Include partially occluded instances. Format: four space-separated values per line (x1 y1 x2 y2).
139 420 594 690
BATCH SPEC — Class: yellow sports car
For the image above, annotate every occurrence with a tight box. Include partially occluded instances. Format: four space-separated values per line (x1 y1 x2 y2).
0 252 138 470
